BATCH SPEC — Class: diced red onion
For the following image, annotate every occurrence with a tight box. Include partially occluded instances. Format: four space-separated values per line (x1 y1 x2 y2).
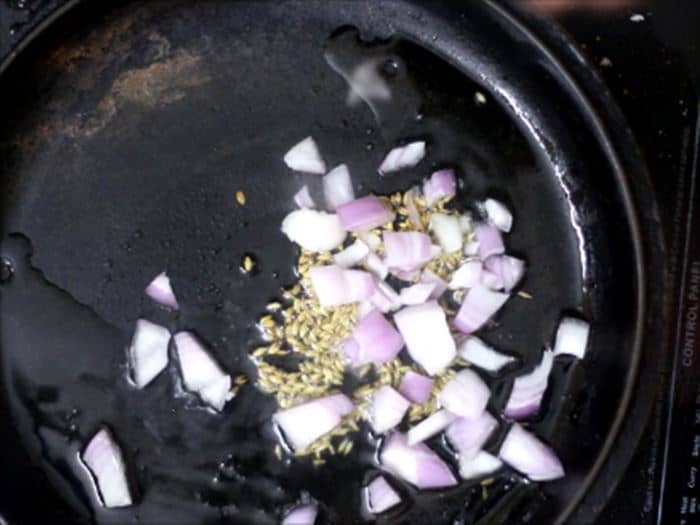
445 411 498 457
273 394 354 451
482 198 513 233
380 433 457 489
145 272 178 310
429 213 463 253
309 265 375 307
480 270 501 290
484 255 525 292
128 319 170 389
323 164 355 210
438 369 490 418
423 169 457 205
394 301 456 375
458 451 503 480
337 195 396 232
81 428 133 508
404 188 423 228
457 336 515 373
364 252 389 280
349 310 404 366
294 185 316 209
474 224 505 260
383 231 433 271
399 283 436 306
498 424 564 481
333 240 369 268
453 285 509 334
173 332 232 411
449 260 483 290
407 409 457 446
504 350 554 420
398 371 434 404
363 476 401 514
357 301 375 319
340 338 360 364
283 136 326 174
553 317 590 359
463 240 480 257
369 386 411 434
420 269 448 299
370 280 401 313
378 141 426 175
281 209 347 252
282 502 318 525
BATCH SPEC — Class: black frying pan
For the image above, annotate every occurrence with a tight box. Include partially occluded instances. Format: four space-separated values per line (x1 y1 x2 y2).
0 1 668 524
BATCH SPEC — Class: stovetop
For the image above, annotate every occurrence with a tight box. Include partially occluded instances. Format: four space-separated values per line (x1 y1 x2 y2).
0 1 698 523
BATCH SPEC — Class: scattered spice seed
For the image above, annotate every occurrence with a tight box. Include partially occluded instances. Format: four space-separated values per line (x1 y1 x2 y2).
241 254 257 274
235 190 247 205
517 290 533 299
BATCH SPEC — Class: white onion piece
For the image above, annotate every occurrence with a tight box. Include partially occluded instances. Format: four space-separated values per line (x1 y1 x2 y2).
463 240 480 257
294 185 316 209
350 310 404 366
445 411 498 457
284 136 326 174
378 141 426 175
553 317 590 359
423 169 457 205
145 272 178 310
404 187 423 228
482 198 513 232
273 394 354 451
333 240 370 268
453 285 509 334
363 476 401 514
357 300 375 319
383 231 433 271
458 336 515 373
364 252 389 280
128 319 170 388
323 164 355 210
281 209 346 252
498 424 564 481
449 260 483 290
282 503 318 525
309 265 375 307
459 214 473 233
481 270 501 290
380 433 457 489
370 280 401 313
438 369 490 418
504 350 554 419
337 195 396 232
420 269 448 299
474 224 505 260
358 231 382 251
429 213 463 253
407 409 457 446
398 371 434 404
399 283 436 306
394 301 456 375
81 428 132 508
369 386 411 434
484 255 525 292
458 451 503 480
430 244 443 259
173 332 232 411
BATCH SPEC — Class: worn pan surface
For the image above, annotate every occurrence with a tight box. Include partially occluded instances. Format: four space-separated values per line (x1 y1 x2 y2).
0 1 666 524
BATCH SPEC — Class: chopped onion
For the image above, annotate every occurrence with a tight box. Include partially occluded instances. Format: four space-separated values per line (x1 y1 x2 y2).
358 231 382 251
333 240 370 268
482 198 513 233
429 213 463 253
128 319 170 389
309 265 375 307
484 255 525 292
383 231 433 271
404 187 423 228
553 317 590 359
349 310 404 366
458 451 503 480
399 282 436 305
423 169 457 205
378 141 426 175
457 336 515 373
430 244 443 259
81 428 132 508
282 502 318 525
145 272 178 310
445 411 498 457
504 350 554 419
449 260 483 290
380 433 457 489
337 195 396 232
481 270 501 290
453 285 509 334
420 269 448 299
498 424 564 481
294 185 316 209
463 240 480 257
283 136 326 174
459 214 473 233
357 300 375 319
398 371 434 404
370 280 402 313
364 252 389 280
323 164 355 210
281 209 347 252
407 409 457 446
474 224 505 260
363 476 401 514
438 369 490 418
173 332 232 411
394 301 456 375
369 386 411 434
391 267 421 282
273 394 354 451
